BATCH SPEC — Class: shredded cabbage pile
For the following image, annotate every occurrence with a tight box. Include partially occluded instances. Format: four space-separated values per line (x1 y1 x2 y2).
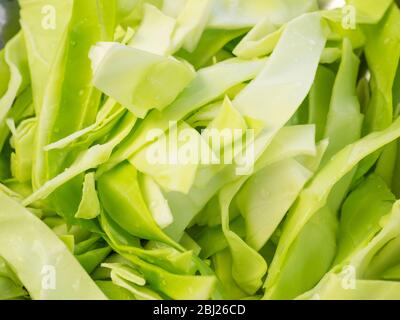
0 0 400 300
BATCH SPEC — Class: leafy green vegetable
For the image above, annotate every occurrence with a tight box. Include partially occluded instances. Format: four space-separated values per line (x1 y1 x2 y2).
98 161 177 246
74 173 101 220
0 0 400 301
299 200 400 300
106 57 266 168
0 192 106 299
265 116 400 298
236 159 313 251
0 32 29 124
90 42 196 118
363 4 400 133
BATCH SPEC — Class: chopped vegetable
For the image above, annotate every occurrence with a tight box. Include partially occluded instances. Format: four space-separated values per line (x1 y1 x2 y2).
0 0 399 300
